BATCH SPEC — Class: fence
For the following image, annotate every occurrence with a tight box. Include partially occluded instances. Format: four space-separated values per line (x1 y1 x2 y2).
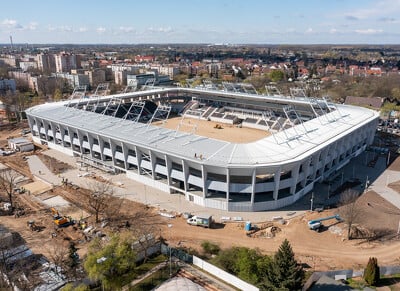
192 256 259 291
161 244 258 290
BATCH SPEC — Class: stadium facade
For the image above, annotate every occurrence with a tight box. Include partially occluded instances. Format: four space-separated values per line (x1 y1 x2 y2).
25 87 379 212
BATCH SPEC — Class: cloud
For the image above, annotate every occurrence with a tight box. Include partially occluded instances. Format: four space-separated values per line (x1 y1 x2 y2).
119 26 135 33
305 27 313 34
378 17 397 22
96 27 106 34
345 15 359 21
60 26 72 32
1 19 23 29
147 26 173 33
354 28 383 34
26 22 38 30
345 0 400 20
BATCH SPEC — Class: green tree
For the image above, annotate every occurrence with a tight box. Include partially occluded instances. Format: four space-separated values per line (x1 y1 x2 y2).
84 232 137 290
201 240 220 256
364 257 380 286
269 70 285 82
54 88 63 101
61 283 89 291
262 239 304 291
212 246 265 285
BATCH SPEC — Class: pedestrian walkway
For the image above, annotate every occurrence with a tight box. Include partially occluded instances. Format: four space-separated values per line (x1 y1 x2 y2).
370 168 400 209
26 155 62 186
179 262 237 291
122 262 167 291
39 149 308 223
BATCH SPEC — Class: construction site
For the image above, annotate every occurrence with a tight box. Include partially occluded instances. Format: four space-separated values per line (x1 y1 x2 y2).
1 120 400 289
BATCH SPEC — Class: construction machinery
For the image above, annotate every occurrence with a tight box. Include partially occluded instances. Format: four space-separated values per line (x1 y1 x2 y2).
51 207 73 227
308 214 342 231
27 220 40 231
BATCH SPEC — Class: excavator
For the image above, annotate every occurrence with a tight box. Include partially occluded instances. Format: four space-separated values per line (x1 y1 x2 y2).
51 207 73 227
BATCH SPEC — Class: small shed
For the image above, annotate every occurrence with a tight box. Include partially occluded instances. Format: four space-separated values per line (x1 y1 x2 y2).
8 137 34 152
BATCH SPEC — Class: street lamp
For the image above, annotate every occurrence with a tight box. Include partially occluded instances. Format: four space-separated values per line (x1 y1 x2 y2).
310 192 314 211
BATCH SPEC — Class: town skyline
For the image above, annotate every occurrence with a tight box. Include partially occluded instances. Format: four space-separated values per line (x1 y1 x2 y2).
1 0 400 44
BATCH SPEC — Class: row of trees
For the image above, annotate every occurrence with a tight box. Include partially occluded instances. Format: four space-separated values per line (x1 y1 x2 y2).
204 239 304 290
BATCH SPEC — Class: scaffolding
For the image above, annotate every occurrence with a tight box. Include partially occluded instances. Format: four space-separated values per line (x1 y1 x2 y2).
66 85 87 109
101 95 123 117
290 87 307 99
93 83 109 97
265 85 281 96
122 100 146 123
141 78 156 91
124 79 138 93
146 104 171 128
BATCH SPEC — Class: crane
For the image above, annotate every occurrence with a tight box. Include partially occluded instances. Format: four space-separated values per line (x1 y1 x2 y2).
308 214 342 231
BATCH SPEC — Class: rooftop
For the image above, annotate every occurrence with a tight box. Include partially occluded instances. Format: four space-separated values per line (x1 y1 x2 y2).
26 87 379 168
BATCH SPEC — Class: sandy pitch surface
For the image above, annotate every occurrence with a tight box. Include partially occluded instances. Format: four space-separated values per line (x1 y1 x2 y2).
153 116 270 143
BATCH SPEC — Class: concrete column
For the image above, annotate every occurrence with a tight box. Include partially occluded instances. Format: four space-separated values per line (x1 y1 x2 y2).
290 163 300 194
59 124 66 147
49 121 57 144
273 167 281 200
135 146 142 175
251 168 256 204
201 164 207 198
149 151 157 180
109 138 116 166
97 134 104 160
75 129 84 154
226 168 230 203
41 119 49 141
313 151 321 179
301 158 311 187
181 159 188 191
165 155 172 187
87 133 95 158
320 146 331 176
121 142 128 170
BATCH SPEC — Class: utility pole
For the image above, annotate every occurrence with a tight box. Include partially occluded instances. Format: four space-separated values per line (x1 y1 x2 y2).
310 192 314 211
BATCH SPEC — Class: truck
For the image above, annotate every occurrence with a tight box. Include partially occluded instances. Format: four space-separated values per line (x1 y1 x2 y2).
187 214 212 228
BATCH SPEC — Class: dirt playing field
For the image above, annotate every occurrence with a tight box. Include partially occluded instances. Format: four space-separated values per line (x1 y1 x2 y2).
1 123 400 275
153 116 270 143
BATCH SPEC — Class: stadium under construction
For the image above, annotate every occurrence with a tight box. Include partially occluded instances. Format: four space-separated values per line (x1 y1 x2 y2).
25 86 379 211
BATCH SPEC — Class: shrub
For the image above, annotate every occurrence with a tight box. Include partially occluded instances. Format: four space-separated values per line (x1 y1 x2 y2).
364 257 380 286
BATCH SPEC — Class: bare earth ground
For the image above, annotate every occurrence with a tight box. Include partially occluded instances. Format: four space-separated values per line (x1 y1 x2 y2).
1 124 400 275
153 116 270 143
161 190 400 271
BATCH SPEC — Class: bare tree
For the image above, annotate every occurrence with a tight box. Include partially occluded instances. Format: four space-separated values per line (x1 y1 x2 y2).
339 189 361 240
86 180 114 223
47 241 69 277
0 169 20 213
131 213 159 263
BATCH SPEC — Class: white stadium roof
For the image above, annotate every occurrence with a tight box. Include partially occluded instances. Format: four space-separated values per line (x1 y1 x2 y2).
26 88 379 168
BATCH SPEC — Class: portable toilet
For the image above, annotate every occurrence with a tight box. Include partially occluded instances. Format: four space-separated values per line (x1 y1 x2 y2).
245 221 252 231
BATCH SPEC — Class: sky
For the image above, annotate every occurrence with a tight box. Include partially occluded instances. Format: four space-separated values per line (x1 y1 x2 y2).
1 0 400 44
